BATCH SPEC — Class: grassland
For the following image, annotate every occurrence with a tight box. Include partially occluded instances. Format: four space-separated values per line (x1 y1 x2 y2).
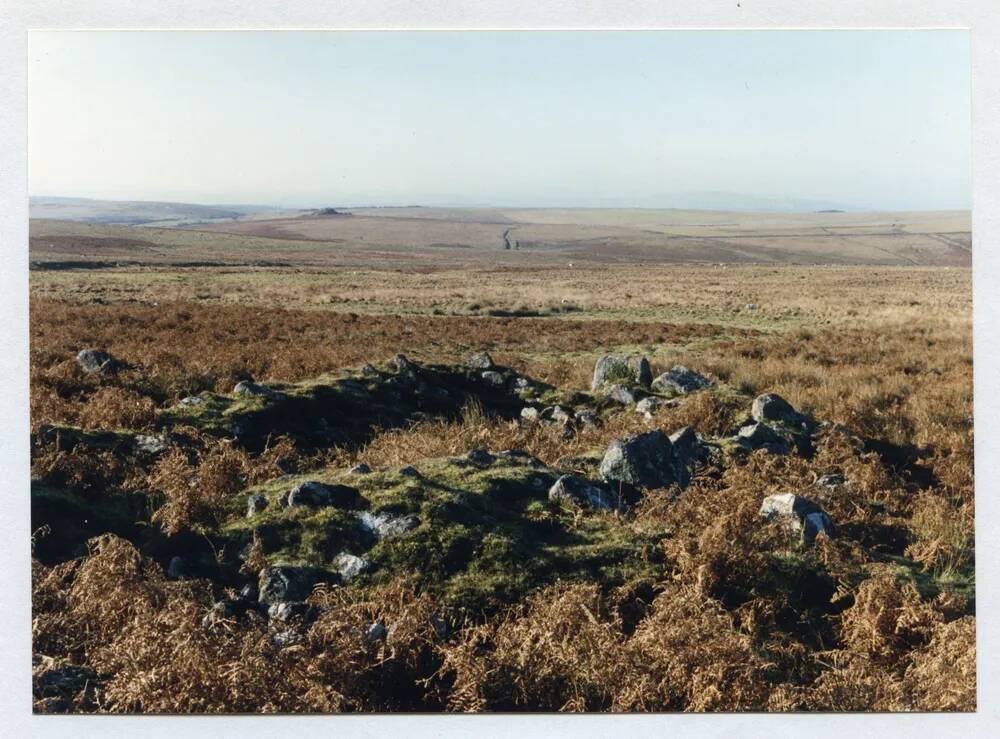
29 209 974 713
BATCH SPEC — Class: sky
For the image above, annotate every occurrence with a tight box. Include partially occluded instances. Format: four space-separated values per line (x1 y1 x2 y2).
27 31 971 211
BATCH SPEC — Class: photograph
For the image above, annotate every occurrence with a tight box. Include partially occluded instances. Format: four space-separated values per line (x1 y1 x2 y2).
25 29 975 713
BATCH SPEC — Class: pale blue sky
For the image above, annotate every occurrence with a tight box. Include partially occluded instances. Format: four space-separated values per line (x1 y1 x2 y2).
28 31 970 210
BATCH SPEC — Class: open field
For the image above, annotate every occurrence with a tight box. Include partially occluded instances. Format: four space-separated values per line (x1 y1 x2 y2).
29 213 974 712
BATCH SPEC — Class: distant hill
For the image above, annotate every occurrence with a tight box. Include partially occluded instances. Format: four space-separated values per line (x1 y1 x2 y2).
28 196 292 226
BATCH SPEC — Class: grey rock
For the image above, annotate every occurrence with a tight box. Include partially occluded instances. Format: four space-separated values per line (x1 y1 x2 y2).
267 601 313 623
247 493 269 517
759 493 834 544
466 351 495 370
360 363 381 378
366 621 388 643
76 348 117 374
465 449 496 466
512 377 531 392
349 463 373 475
575 408 599 426
357 511 420 541
599 430 677 489
592 354 649 390
286 481 360 509
547 405 573 424
134 434 168 455
271 630 301 648
178 395 206 407
520 406 541 422
737 423 791 454
816 473 847 489
651 366 713 395
258 565 316 605
166 556 185 579
333 552 372 582
669 426 710 487
233 380 279 399
606 383 637 405
751 393 805 425
391 353 414 372
481 370 506 388
548 474 620 511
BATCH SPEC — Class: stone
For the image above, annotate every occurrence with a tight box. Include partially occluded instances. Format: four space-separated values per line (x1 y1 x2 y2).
466 351 495 370
357 511 420 541
650 366 713 395
751 393 805 426
76 348 117 374
233 380 279 399
759 493 834 544
591 354 649 390
465 449 495 466
669 426 710 487
599 430 677 489
548 474 620 511
246 493 268 517
258 565 316 605
605 383 637 405
178 395 206 406
575 408 599 426
133 434 168 455
333 552 372 582
399 465 420 477
166 556 185 579
360 363 381 378
548 405 573 424
520 406 541 422
238 583 258 602
512 377 531 392
349 463 373 475
481 370 506 388
816 473 847 489
286 481 361 509
366 621 389 643
737 423 791 454
267 601 314 623
391 353 414 372
272 630 301 648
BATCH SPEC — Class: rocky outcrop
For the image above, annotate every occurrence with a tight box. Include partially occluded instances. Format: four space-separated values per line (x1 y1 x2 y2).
591 354 651 390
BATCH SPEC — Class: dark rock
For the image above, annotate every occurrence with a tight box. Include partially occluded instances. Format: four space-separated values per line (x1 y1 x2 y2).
651 366 712 395
631 356 653 387
238 583 258 602
391 353 414 372
465 449 496 466
365 621 388 643
466 351 495 370
399 465 420 477
751 393 805 425
599 430 677 489
575 408 599 426
548 474 620 511
76 348 118 374
32 656 97 706
481 370 506 388
267 601 315 623
759 493 834 544
246 493 268 517
349 463 373 475
669 426 710 487
258 565 316 605
166 556 185 579
286 481 361 509
361 363 381 378
737 423 791 454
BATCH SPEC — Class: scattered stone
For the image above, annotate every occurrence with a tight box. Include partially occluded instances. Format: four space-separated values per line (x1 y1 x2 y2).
178 395 206 407
591 354 649 390
246 493 269 517
575 408 599 426
333 552 372 582
751 393 806 426
481 370 506 388
365 621 389 643
651 366 713 395
465 449 496 466
258 565 316 605
349 463 373 475
267 601 314 623
737 423 791 454
233 380 280 399
548 405 573 424
548 474 620 511
466 351 495 370
166 556 185 579
76 348 118 374
357 511 420 541
816 473 847 489
606 383 637 405
399 465 420 477
759 493 834 544
271 630 301 648
520 406 541 422
599 430 677 489
286 481 361 509
133 434 168 455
